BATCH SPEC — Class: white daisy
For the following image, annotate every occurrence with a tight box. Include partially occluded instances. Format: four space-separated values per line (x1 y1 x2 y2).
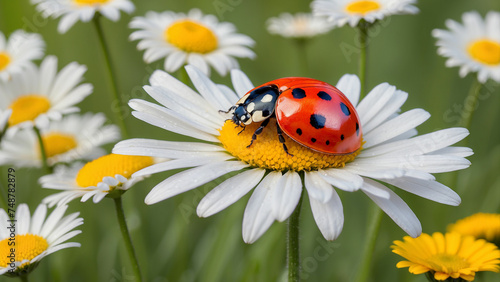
311 0 419 27
432 11 500 84
30 0 135 34
0 203 83 276
39 153 156 207
113 65 472 243
0 113 120 168
0 30 45 81
267 12 334 38
0 55 92 133
129 8 256 76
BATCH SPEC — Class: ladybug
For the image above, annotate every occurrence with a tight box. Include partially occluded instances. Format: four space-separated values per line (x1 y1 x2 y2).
224 77 362 155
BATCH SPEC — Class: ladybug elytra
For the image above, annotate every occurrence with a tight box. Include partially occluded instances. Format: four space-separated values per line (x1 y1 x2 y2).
223 77 362 155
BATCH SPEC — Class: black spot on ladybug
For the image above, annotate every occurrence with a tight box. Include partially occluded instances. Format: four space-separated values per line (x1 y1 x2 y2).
340 134 344 140
310 114 326 129
296 128 302 136
340 102 351 116
292 88 306 99
311 138 317 143
326 140 330 145
317 91 332 101
356 122 359 136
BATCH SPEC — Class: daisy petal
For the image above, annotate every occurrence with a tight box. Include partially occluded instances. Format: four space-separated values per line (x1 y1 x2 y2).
145 161 248 204
272 171 302 222
308 187 344 241
362 183 422 238
242 171 281 243
197 168 265 217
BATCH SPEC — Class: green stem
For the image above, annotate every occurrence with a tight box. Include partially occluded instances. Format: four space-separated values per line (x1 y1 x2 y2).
294 39 310 77
287 190 304 282
93 14 129 139
358 21 369 98
459 77 483 131
19 275 29 282
354 205 383 282
33 126 51 173
113 196 142 282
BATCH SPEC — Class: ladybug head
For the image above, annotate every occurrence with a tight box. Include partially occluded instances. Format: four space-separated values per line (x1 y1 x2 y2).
231 105 252 127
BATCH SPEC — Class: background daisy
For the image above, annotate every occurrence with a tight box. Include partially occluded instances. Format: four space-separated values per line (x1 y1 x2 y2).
30 0 135 33
311 0 419 27
0 113 120 168
0 55 92 132
433 11 500 83
129 9 256 76
266 12 333 39
39 153 155 206
0 203 83 276
113 66 471 243
0 30 45 81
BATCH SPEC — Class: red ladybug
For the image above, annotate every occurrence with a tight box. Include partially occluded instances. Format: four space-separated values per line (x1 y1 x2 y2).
224 77 362 155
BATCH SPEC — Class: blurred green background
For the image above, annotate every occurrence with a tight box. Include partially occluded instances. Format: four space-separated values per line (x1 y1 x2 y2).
1 0 500 281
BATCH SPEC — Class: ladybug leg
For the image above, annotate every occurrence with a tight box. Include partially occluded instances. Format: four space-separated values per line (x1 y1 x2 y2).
237 126 246 135
276 122 293 156
247 118 270 148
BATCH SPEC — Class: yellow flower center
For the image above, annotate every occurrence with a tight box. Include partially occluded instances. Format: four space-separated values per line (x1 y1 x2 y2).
345 0 381 15
76 154 154 187
165 20 218 54
467 39 500 65
0 234 49 267
41 133 78 158
218 120 360 171
8 95 51 126
73 0 109 6
0 52 11 71
427 253 470 274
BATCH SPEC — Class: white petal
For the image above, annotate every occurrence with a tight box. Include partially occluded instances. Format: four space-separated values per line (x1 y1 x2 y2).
335 74 360 106
308 188 344 241
197 168 265 217
362 183 422 238
363 109 430 148
133 153 231 177
16 204 30 234
272 171 302 222
185 65 234 110
383 177 461 206
30 204 47 235
242 172 281 243
145 161 248 204
318 168 363 192
304 171 333 203
231 69 254 98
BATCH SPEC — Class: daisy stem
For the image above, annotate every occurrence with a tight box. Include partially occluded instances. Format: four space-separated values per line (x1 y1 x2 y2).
114 196 142 282
294 39 310 76
354 205 383 282
93 14 130 139
358 21 369 98
287 189 304 282
459 77 483 131
33 126 51 174
19 275 29 282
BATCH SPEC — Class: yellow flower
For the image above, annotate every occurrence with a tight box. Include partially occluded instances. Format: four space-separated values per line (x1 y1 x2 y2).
448 213 500 245
392 232 500 281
